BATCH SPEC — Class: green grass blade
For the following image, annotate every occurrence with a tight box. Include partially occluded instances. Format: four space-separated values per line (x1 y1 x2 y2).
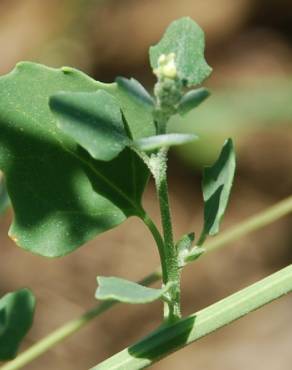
92 264 292 370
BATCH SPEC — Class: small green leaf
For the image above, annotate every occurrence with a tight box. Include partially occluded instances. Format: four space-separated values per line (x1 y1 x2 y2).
95 276 172 304
176 232 195 267
116 77 154 108
176 232 205 267
133 133 198 152
0 289 35 360
50 91 130 161
199 139 236 244
149 17 212 86
178 88 210 116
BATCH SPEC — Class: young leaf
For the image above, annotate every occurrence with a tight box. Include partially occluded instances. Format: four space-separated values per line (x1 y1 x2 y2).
176 232 205 267
149 17 212 86
176 232 195 268
178 88 210 116
0 62 154 257
184 246 205 264
0 289 35 360
96 277 172 304
50 91 130 161
133 133 198 152
199 139 236 244
116 77 154 108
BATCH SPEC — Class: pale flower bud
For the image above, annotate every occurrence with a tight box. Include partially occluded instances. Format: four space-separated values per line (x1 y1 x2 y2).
155 53 177 79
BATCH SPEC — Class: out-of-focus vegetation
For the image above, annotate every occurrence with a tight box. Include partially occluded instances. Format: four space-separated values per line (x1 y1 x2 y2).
0 1 291 167
170 78 292 166
2 0 291 166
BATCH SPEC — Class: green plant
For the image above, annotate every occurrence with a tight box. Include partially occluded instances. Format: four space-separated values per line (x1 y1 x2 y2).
0 17 291 370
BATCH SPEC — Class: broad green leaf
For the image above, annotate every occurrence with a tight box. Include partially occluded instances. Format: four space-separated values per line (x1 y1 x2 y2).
116 77 154 109
0 289 35 360
133 133 198 152
50 91 129 161
0 172 9 215
0 62 154 257
178 88 210 116
96 276 172 304
149 17 212 86
199 139 236 244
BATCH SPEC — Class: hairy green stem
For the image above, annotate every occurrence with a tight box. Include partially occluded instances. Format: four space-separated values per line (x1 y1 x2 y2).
140 212 167 283
91 264 292 370
2 195 291 370
157 176 180 321
152 148 181 321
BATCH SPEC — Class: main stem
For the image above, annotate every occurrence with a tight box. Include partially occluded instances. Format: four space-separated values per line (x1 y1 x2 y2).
152 148 181 322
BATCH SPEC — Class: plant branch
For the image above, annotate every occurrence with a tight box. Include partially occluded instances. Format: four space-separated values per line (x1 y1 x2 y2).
140 212 167 282
2 195 291 370
91 264 292 370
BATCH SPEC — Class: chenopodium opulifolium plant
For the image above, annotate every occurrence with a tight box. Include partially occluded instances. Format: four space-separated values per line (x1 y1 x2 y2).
0 17 235 357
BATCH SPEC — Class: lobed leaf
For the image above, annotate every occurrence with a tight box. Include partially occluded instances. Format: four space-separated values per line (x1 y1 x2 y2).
149 17 212 86
133 133 198 152
96 276 172 304
0 289 35 360
0 62 155 257
199 139 236 244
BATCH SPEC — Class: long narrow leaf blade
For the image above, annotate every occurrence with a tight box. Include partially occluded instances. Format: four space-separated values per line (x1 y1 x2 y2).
92 264 292 370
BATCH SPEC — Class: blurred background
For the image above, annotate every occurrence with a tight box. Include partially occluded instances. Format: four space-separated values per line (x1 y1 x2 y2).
0 0 292 369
